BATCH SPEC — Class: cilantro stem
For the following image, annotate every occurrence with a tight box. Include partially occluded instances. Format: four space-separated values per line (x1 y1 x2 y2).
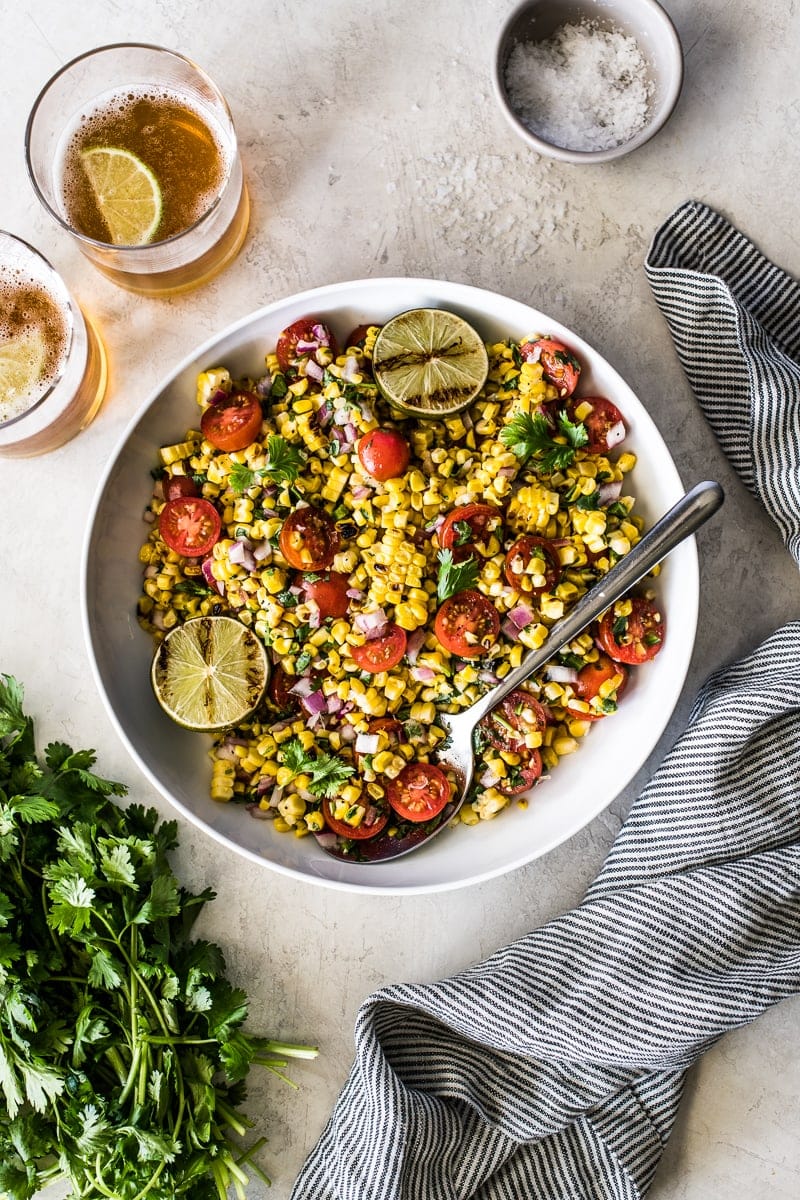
130 1157 167 1200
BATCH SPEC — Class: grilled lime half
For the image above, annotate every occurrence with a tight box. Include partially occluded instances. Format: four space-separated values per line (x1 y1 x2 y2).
372 308 489 417
151 615 269 732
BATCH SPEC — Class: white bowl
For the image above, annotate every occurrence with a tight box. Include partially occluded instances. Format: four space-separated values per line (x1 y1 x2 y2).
82 277 698 895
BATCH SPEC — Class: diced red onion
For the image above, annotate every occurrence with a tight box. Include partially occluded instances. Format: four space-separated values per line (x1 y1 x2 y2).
288 584 303 596
246 804 273 820
355 732 380 755
256 777 272 795
479 669 499 684
343 422 358 444
405 629 426 663
498 466 517 478
342 355 359 382
339 724 356 742
143 509 155 523
144 564 158 579
544 664 579 684
333 408 350 426
302 690 328 716
480 767 501 788
210 387 229 405
228 539 256 571
152 479 164 500
508 604 534 629
151 609 166 630
270 784 284 807
326 694 344 715
255 375 273 397
354 608 389 639
346 587 364 600
598 479 623 505
252 540 272 562
316 401 332 426
522 343 542 363
296 338 319 353
314 831 339 849
201 558 224 594
411 665 436 683
311 324 330 344
305 359 324 382
501 619 522 641
351 485 371 499
289 675 316 697
605 420 626 449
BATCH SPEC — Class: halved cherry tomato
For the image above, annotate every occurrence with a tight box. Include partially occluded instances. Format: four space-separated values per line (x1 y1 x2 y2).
481 688 549 753
159 496 221 558
439 503 503 557
503 535 562 594
321 797 389 840
520 337 581 397
497 751 543 796
279 507 340 571
357 428 411 480
162 474 199 502
200 391 263 452
351 624 408 673
300 571 351 619
276 317 338 373
568 397 626 454
344 323 375 350
355 717 405 767
434 590 499 657
386 762 450 823
566 653 629 720
597 597 665 664
267 664 297 710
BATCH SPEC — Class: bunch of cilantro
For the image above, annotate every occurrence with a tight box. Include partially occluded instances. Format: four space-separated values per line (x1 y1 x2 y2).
0 675 316 1200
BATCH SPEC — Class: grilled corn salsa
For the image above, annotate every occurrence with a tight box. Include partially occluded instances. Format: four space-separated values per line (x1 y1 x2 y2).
137 315 665 853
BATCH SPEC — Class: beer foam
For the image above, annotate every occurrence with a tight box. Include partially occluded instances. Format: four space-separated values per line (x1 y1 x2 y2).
0 269 70 424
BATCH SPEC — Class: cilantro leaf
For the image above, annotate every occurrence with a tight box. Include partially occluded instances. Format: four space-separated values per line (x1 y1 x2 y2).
280 738 355 798
499 409 588 473
436 549 479 602
230 436 306 493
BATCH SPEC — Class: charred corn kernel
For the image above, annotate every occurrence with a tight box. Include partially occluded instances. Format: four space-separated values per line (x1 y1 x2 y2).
573 399 594 422
305 810 325 832
519 623 549 650
210 760 236 801
339 784 363 806
384 676 406 703
278 793 306 822
568 719 592 738
289 377 308 396
552 736 579 756
322 467 349 502
273 817 292 833
195 367 231 406
371 750 395 773
540 597 564 620
541 747 558 770
276 766 294 788
617 451 637 473
460 804 480 826
599 673 625 699
410 701 436 724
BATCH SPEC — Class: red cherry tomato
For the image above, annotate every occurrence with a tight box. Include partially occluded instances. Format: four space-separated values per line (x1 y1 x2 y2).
434 589 500 658
597 597 665 664
300 571 352 619
503 535 562 594
275 317 338 373
520 337 581 398
497 751 543 796
267 664 297 710
568 397 627 454
279 507 340 571
386 762 451 823
162 474 199 502
357 428 411 481
566 653 629 720
321 797 389 840
439 503 503 557
481 688 549 753
344 323 375 350
351 624 408 673
355 717 405 767
200 391 263 452
158 496 221 558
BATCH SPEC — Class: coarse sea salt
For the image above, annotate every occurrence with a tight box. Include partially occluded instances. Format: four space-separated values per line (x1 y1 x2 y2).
505 20 654 152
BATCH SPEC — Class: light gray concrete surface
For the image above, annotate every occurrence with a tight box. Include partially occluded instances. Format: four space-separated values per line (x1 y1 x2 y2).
2 1 799 1196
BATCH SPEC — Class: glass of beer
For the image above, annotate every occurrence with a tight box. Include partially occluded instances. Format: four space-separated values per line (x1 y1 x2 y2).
25 44 250 298
0 231 107 458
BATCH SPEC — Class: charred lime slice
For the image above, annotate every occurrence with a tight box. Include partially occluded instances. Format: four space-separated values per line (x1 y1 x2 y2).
372 308 489 417
151 616 269 732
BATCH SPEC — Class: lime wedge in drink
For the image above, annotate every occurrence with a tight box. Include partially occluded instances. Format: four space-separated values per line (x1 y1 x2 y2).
151 616 269 732
80 147 163 246
0 329 47 413
372 308 489 417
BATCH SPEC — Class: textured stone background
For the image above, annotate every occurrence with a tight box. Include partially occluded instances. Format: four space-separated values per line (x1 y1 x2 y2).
2 1 798 1195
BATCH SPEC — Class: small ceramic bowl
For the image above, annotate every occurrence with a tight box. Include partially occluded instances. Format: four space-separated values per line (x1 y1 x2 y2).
493 0 684 164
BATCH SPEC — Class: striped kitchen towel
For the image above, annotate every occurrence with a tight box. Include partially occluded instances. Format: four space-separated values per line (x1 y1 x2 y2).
291 204 800 1200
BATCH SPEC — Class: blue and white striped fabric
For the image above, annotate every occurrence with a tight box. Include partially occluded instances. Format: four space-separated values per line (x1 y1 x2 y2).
291 202 800 1200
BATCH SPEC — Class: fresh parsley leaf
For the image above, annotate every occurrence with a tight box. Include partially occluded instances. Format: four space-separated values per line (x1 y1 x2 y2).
574 489 600 511
436 549 479 602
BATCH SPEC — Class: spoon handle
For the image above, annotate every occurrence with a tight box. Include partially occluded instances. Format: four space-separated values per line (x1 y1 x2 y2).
460 480 724 730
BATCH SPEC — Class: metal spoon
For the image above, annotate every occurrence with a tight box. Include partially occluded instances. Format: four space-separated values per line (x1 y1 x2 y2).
316 480 724 864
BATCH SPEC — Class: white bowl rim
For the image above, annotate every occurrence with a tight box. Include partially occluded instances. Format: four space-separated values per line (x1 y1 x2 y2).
82 275 699 895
